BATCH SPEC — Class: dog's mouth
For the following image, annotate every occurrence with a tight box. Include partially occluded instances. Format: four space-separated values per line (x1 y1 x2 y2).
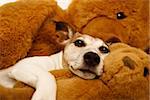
69 66 98 79
79 69 96 74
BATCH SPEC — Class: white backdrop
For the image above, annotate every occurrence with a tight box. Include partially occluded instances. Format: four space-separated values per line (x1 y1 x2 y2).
0 0 17 5
0 0 72 10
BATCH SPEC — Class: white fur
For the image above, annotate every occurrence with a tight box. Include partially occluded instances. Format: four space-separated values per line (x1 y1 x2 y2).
56 0 72 10
0 51 63 100
64 35 109 79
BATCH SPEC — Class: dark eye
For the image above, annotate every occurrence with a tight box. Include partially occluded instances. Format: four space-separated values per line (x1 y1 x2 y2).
99 46 110 53
74 39 86 47
116 12 127 19
55 22 68 32
143 67 149 77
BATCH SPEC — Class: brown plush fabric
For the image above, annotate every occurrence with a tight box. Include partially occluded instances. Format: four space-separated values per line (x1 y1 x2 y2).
0 43 149 100
0 0 67 69
66 0 149 52
0 0 149 100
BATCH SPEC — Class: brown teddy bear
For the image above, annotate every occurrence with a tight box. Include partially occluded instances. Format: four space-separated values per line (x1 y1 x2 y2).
0 0 149 100
0 0 149 69
0 0 71 69
66 0 149 53
0 43 149 100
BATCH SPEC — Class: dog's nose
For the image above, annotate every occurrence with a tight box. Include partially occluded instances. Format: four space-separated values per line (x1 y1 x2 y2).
84 52 100 66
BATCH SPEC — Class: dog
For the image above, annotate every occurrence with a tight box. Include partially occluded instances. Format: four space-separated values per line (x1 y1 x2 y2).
0 26 110 100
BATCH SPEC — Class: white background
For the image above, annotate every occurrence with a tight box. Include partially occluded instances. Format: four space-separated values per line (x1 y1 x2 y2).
0 0 17 5
0 0 72 10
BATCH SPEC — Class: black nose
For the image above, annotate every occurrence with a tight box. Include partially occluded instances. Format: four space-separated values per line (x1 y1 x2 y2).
84 52 100 66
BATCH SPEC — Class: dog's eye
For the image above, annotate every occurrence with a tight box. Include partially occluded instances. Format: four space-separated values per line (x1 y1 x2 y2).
74 39 86 47
99 46 110 53
116 12 127 19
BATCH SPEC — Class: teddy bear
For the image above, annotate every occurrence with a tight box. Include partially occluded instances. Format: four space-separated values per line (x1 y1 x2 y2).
66 0 149 54
0 0 71 69
0 0 149 70
0 0 149 100
0 43 149 100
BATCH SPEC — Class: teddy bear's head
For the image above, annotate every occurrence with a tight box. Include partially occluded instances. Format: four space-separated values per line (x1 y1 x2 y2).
101 43 149 99
66 0 149 53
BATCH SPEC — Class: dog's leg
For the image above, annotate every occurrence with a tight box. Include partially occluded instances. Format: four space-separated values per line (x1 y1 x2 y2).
9 67 56 100
31 72 56 100
8 69 37 87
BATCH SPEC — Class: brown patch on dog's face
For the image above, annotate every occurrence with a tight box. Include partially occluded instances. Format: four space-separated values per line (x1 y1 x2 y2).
69 32 83 43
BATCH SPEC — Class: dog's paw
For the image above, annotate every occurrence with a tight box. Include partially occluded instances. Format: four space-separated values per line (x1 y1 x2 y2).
31 91 56 100
31 94 44 100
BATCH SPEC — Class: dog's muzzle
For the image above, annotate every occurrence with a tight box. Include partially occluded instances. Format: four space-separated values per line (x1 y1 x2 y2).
83 52 100 67
68 51 102 79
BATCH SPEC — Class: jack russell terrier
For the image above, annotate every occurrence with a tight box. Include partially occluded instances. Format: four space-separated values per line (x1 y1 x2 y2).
0 25 110 100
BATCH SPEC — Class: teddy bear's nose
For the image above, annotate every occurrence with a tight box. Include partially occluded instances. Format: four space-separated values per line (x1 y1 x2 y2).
84 52 100 67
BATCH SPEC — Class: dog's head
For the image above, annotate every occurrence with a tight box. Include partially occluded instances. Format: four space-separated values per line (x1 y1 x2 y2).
63 32 110 79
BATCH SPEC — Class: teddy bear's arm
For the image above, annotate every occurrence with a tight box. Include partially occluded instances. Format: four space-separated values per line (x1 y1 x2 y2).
0 0 57 69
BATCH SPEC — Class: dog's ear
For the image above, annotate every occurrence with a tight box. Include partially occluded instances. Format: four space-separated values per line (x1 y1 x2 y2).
67 25 75 39
54 21 75 45
105 42 111 47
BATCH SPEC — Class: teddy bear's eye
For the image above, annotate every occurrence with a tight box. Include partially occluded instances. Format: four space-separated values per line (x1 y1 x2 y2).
74 39 86 47
143 67 149 77
99 46 110 53
144 47 150 54
116 12 127 19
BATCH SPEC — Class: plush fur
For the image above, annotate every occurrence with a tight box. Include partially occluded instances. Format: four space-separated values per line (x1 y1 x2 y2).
0 0 67 69
0 43 149 100
66 0 149 52
0 0 149 99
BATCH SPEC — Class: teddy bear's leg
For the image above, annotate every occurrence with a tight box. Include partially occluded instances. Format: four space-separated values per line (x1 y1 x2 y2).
9 68 56 100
